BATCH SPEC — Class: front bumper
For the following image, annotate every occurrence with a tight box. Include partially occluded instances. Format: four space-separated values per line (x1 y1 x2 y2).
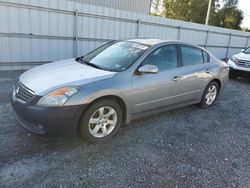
227 59 250 73
11 96 87 136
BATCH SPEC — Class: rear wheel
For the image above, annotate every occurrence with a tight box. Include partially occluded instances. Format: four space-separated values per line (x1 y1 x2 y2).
79 99 122 143
199 81 219 108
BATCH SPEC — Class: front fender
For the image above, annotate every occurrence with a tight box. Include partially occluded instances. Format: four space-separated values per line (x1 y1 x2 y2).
80 89 132 124
66 74 133 123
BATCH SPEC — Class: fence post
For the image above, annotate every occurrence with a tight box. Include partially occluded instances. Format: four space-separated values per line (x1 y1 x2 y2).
205 30 209 49
73 9 79 57
137 19 141 38
245 35 250 48
226 33 232 58
178 26 181 40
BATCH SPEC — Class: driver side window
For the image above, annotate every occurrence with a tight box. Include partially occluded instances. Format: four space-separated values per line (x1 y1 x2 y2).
141 45 178 70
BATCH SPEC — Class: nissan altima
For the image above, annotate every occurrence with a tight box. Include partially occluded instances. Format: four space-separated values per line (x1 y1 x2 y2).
11 39 229 142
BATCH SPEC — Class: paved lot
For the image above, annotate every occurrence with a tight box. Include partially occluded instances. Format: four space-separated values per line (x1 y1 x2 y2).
0 71 250 188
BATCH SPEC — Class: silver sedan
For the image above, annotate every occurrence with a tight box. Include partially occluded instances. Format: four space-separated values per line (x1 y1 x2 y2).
11 39 229 142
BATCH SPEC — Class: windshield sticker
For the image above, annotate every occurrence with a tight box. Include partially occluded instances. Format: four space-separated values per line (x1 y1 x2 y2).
114 64 121 68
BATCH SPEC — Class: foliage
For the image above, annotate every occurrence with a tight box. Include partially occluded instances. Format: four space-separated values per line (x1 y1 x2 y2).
151 0 244 30
151 0 162 15
161 0 214 24
211 6 243 30
241 27 250 32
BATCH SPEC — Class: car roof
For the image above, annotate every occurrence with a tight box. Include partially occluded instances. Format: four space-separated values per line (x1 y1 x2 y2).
125 38 210 53
126 38 178 46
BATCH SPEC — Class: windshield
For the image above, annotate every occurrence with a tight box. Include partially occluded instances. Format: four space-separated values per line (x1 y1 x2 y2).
243 47 250 54
77 41 149 72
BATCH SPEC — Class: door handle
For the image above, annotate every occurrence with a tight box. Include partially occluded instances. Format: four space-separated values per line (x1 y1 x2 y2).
172 76 180 81
205 69 210 74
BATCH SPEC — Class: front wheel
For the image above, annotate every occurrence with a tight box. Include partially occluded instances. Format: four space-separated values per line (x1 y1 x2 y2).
79 99 122 143
199 81 219 108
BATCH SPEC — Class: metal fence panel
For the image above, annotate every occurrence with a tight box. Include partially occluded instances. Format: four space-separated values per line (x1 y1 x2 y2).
207 33 230 46
68 0 151 14
230 35 248 47
0 0 249 67
180 29 207 45
207 47 227 59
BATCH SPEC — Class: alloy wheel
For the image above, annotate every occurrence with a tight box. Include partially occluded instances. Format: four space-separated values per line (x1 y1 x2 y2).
205 85 217 105
88 106 117 138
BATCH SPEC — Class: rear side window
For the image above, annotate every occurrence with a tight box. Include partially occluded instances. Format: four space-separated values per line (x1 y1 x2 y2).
202 51 210 63
180 45 204 66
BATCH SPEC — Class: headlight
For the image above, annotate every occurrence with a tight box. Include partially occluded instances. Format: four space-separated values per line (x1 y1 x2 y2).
230 56 236 62
37 87 78 107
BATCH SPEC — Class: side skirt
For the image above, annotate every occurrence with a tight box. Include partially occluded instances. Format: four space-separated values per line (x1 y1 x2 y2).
130 99 200 121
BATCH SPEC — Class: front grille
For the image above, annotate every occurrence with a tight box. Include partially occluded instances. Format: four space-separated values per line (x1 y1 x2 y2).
236 59 250 68
15 82 35 103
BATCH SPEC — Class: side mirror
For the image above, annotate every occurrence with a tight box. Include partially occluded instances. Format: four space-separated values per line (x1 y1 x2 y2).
138 64 158 74
241 49 245 52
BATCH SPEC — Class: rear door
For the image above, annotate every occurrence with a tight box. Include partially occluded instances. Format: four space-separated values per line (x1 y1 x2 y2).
174 45 213 103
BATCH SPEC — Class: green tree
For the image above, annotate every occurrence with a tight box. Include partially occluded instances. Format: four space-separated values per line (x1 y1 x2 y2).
241 27 250 32
214 7 243 29
222 0 239 6
161 0 218 24
152 0 244 30
151 0 161 15
210 0 243 30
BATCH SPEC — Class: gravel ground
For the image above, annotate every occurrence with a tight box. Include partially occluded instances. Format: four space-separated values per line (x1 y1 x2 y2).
0 71 250 188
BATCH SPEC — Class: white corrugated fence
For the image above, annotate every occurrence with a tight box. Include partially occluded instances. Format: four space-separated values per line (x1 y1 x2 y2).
0 0 249 69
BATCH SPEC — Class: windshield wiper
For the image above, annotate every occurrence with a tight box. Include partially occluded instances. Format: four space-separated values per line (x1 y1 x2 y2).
76 57 116 72
85 61 103 70
79 58 103 70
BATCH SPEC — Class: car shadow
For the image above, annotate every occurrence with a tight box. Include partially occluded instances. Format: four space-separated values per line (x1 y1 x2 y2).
230 76 250 84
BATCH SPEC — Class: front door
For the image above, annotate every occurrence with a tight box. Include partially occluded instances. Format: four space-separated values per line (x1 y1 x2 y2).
131 44 181 114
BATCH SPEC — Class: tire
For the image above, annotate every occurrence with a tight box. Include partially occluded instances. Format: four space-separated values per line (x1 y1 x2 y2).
229 70 238 79
79 99 123 143
199 81 219 108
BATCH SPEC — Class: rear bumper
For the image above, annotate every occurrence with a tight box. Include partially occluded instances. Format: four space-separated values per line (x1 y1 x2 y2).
11 97 87 136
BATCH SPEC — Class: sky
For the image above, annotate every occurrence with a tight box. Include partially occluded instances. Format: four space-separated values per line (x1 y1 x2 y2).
238 0 250 28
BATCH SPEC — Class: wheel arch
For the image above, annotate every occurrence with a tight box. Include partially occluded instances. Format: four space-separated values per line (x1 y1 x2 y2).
210 78 221 94
77 95 128 131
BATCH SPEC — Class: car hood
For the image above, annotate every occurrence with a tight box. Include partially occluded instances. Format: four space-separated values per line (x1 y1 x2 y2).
19 59 116 95
234 52 250 61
